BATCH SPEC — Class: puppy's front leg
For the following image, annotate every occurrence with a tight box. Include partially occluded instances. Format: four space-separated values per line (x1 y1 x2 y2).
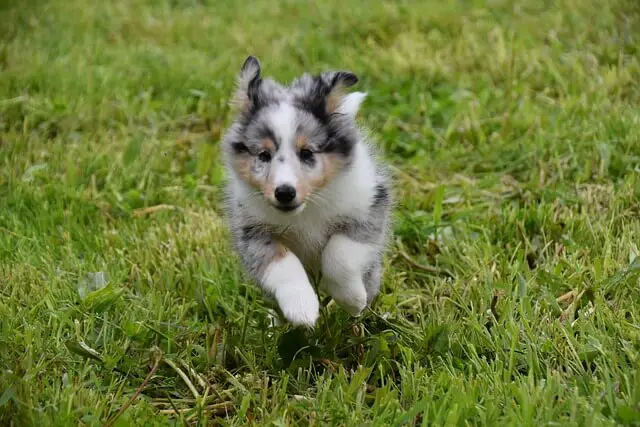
321 234 375 316
263 249 320 327
236 227 319 327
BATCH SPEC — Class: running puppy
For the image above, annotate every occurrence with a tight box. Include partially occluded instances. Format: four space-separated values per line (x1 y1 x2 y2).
221 56 392 328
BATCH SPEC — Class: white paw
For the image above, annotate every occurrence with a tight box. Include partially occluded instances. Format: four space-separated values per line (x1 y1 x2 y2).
324 279 367 317
336 289 367 317
321 234 374 317
276 285 320 328
261 252 320 328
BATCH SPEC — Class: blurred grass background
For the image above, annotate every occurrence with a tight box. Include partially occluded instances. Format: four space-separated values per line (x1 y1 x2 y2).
1 0 640 425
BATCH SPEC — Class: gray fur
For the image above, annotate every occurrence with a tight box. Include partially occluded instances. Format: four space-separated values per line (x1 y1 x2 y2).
233 222 278 280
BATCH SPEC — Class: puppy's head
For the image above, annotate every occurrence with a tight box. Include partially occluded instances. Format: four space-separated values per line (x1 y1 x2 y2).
224 56 367 213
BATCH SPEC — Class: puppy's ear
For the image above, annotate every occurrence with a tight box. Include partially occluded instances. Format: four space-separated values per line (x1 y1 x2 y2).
320 71 360 115
323 71 358 89
230 56 262 111
335 91 367 118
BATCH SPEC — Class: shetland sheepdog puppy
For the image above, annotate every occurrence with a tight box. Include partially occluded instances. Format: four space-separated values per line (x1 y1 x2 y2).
221 56 392 328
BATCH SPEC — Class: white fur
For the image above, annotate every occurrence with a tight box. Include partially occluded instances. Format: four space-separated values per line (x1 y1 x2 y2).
266 103 297 149
262 251 320 327
271 155 298 189
321 234 375 316
267 103 300 189
337 92 367 118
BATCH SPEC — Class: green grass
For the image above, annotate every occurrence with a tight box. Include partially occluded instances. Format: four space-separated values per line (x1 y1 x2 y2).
1 0 640 425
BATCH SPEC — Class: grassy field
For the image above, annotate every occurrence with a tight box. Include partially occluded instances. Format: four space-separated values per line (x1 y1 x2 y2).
1 0 640 425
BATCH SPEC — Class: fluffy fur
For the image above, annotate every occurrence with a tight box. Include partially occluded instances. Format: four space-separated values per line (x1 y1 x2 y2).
221 56 393 328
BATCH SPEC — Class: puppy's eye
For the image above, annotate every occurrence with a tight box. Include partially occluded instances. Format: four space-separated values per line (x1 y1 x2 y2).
232 142 249 154
258 150 272 162
299 148 314 164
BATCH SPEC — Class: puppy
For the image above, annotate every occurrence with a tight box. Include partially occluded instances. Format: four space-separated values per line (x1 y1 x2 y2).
221 56 392 328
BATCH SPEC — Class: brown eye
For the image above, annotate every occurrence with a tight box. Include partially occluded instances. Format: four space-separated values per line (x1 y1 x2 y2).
258 150 272 162
299 148 314 164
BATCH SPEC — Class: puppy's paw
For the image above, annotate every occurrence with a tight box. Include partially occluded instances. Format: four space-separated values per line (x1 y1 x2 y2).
336 288 367 317
324 279 367 317
276 286 320 328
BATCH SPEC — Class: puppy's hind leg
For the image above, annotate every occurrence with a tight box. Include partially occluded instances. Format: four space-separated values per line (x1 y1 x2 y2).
362 258 383 305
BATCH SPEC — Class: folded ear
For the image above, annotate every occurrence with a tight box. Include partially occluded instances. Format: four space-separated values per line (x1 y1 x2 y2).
230 56 262 111
321 71 359 114
335 91 367 118
323 71 358 89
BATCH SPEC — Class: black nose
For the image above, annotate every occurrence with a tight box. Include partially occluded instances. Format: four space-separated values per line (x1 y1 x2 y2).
274 185 296 203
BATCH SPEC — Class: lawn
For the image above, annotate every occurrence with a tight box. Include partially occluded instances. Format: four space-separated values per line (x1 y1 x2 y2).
1 0 640 425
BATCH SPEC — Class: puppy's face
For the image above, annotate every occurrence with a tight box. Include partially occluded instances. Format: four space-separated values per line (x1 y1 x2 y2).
230 103 348 212
225 56 367 213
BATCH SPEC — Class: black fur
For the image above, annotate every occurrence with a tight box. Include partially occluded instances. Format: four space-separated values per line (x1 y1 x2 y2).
330 71 358 88
295 76 332 124
320 135 354 157
241 56 260 74
232 142 250 154
295 72 359 125
371 184 389 208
